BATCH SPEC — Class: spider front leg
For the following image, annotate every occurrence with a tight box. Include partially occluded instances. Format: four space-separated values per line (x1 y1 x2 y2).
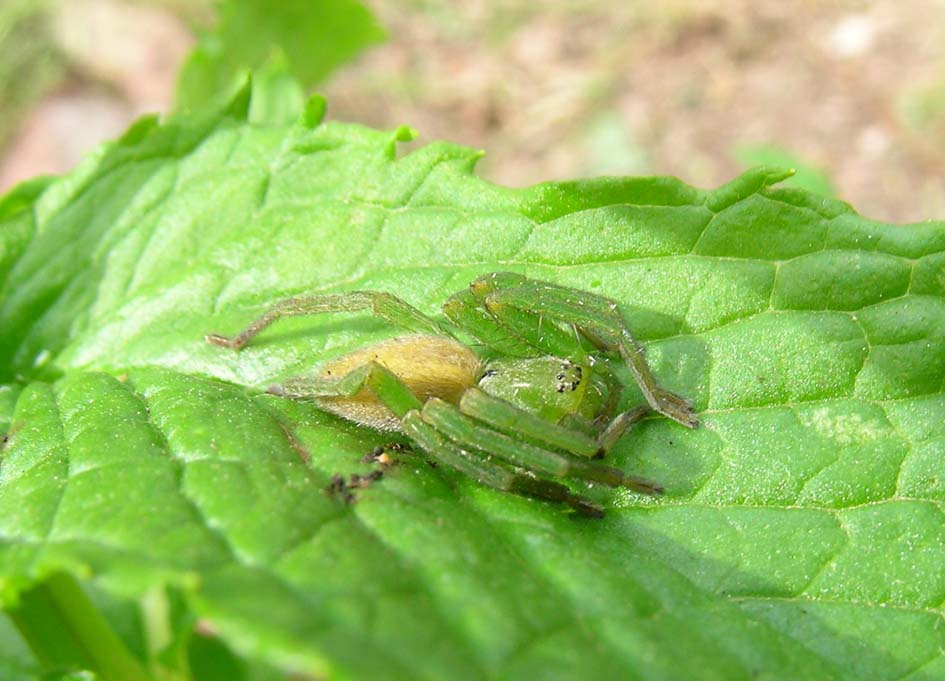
401 412 607 517
421 397 662 495
206 290 450 350
595 405 652 454
458 387 651 460
471 273 698 429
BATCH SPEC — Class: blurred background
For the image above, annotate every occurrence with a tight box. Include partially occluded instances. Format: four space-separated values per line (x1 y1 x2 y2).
2 0 944 222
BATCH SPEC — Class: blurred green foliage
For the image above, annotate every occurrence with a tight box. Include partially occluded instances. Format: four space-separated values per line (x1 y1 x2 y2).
0 0 64 151
175 0 385 113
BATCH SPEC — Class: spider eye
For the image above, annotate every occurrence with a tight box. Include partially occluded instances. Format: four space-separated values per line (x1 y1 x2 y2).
555 362 583 393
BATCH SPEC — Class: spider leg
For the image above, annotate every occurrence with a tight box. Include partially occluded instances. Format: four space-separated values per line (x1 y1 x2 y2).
421 398 662 495
402 411 606 517
470 273 698 428
207 290 450 350
458 387 601 458
596 406 651 455
442 288 583 359
269 361 423 418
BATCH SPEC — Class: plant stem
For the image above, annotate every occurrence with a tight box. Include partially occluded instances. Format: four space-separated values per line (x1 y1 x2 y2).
7 572 152 681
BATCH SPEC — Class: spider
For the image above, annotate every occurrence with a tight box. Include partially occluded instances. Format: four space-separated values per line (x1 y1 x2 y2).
207 272 697 517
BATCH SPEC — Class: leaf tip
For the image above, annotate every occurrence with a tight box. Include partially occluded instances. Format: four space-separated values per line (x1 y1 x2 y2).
394 125 419 143
116 114 160 147
382 125 419 157
766 165 797 184
706 165 796 212
0 175 55 222
222 71 254 120
300 94 328 129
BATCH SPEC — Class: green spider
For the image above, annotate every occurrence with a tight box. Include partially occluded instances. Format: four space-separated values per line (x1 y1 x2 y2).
207 272 697 516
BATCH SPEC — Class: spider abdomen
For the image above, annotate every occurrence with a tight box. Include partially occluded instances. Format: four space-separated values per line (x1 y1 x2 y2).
316 335 481 431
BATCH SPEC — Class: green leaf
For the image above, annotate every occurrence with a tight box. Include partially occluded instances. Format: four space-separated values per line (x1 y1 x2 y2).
1 88 945 679
176 0 385 113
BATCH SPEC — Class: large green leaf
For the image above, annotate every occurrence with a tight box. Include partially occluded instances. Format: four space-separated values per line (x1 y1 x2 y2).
1 85 944 679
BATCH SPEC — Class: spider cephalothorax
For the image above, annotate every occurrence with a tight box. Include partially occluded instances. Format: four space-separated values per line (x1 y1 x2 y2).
208 272 697 516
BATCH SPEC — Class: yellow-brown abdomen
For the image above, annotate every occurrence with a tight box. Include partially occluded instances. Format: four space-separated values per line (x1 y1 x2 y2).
317 335 481 431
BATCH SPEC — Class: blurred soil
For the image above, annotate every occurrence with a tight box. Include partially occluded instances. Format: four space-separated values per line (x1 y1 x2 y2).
3 0 945 223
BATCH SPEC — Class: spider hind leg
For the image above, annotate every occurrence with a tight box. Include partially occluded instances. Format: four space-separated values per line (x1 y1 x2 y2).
207 290 450 350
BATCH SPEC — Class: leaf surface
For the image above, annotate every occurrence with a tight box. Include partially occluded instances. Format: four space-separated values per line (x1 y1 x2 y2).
1 89 944 679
